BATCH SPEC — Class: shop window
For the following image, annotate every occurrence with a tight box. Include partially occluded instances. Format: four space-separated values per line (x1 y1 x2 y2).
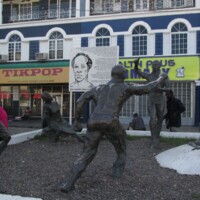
0 86 12 116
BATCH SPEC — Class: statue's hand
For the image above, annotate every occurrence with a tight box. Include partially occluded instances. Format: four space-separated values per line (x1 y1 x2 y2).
73 119 83 132
159 73 168 80
134 58 140 69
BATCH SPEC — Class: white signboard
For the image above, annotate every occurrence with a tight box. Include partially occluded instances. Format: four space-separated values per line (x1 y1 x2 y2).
69 46 119 92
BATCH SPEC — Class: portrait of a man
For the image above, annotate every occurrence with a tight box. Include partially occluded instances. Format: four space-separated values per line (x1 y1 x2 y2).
70 53 94 90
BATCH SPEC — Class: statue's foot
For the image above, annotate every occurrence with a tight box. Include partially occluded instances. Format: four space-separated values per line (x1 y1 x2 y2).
59 183 75 193
150 140 161 149
111 166 124 178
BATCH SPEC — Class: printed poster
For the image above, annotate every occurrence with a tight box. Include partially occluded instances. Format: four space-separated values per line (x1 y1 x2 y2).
69 46 119 92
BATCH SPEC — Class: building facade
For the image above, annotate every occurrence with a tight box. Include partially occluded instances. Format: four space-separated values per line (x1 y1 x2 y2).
0 0 199 125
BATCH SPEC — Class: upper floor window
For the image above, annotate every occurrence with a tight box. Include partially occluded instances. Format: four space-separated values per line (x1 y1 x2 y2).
171 22 188 54
8 35 21 61
132 25 147 56
49 31 64 60
96 28 110 46
49 0 75 19
172 0 185 7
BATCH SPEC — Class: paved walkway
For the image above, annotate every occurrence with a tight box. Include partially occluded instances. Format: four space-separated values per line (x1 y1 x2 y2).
8 118 200 134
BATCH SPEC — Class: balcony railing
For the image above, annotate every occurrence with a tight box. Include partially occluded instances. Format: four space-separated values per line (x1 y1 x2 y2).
8 4 76 23
6 0 195 23
90 0 194 15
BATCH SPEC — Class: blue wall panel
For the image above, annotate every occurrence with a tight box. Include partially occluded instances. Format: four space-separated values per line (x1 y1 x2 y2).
81 37 88 47
29 41 39 60
0 23 81 39
81 13 200 33
155 33 163 55
197 31 200 54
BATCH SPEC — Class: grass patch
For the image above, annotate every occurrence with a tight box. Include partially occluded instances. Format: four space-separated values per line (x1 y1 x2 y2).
160 137 196 146
127 135 196 146
126 135 148 140
191 193 200 199
34 134 48 141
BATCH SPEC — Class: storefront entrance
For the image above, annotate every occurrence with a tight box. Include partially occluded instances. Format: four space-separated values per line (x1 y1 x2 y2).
0 85 76 119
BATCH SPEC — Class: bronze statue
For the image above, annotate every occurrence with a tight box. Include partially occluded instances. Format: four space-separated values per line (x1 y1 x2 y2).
60 64 168 193
41 91 84 143
134 59 170 148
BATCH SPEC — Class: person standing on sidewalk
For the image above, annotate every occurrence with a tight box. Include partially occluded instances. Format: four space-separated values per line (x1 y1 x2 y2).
163 90 185 132
0 102 11 155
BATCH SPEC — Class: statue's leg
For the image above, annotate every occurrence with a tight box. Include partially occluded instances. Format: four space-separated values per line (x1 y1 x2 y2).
106 124 126 178
63 124 85 143
0 123 11 155
148 101 159 147
155 102 165 138
48 130 59 142
60 130 102 193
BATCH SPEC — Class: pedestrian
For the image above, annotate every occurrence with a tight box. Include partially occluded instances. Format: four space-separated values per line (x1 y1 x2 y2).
134 58 171 148
163 90 185 132
60 64 167 193
0 102 11 155
128 113 146 131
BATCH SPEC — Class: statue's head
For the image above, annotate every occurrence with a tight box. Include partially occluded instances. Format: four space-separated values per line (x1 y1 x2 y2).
41 91 53 102
152 61 161 72
111 64 127 80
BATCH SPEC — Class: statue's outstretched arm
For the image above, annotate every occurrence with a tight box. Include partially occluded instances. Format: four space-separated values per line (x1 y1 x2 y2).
127 74 168 95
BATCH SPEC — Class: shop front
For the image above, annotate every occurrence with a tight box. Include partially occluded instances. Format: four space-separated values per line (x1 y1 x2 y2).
0 61 76 119
119 55 200 126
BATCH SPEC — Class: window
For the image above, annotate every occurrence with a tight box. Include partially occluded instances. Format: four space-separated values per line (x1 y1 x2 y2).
49 31 64 60
10 3 36 21
20 3 31 20
8 35 21 61
102 0 113 13
135 0 148 11
172 0 185 7
156 0 164 9
49 0 73 19
96 28 110 46
171 22 187 54
132 25 147 56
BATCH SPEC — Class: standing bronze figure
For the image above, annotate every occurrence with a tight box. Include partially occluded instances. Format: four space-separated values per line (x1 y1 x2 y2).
134 59 170 148
41 91 84 143
60 64 167 193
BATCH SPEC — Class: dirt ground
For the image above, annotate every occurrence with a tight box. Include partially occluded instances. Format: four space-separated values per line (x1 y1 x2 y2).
0 137 200 200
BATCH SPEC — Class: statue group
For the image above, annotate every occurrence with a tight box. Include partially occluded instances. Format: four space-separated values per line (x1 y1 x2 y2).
41 61 168 193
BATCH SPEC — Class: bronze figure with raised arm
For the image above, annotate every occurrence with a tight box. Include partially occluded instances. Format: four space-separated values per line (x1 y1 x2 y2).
60 64 168 193
134 58 171 148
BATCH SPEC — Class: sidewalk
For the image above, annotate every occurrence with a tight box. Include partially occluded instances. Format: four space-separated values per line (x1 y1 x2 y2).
8 118 200 135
